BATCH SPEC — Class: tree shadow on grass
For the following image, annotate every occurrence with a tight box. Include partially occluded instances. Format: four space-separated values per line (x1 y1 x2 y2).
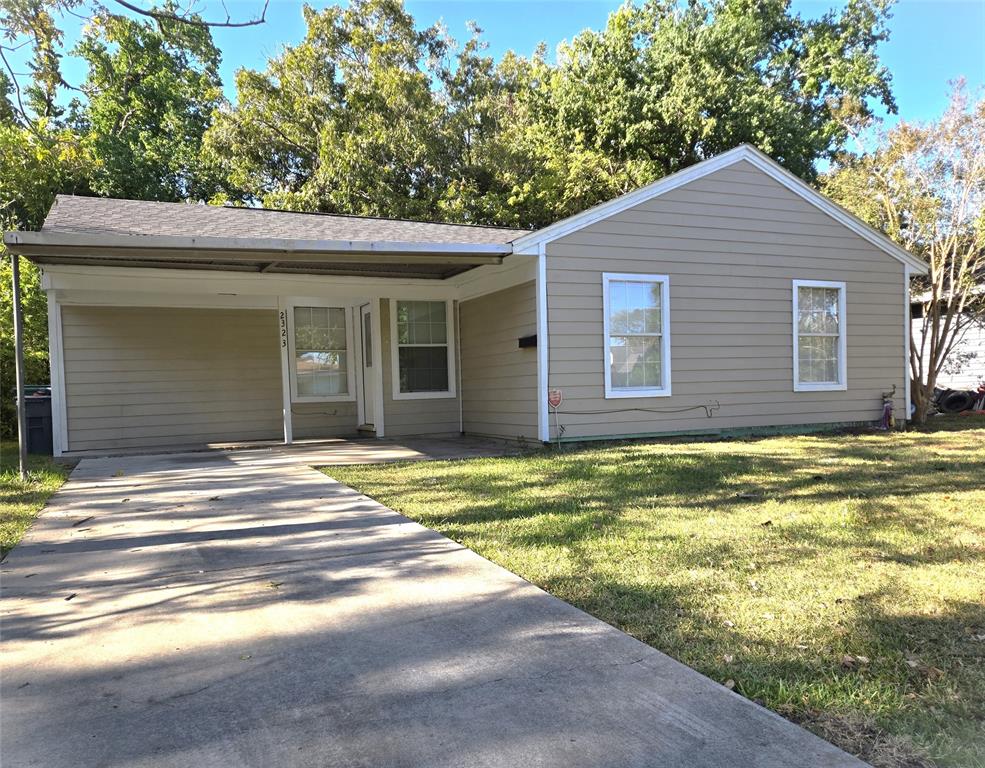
346 440 984 571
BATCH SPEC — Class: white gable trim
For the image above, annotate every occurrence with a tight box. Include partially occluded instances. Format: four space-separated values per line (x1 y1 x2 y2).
510 144 929 275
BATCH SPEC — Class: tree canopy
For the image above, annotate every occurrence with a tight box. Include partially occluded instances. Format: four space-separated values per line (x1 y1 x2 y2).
71 12 224 200
824 82 985 421
205 0 898 227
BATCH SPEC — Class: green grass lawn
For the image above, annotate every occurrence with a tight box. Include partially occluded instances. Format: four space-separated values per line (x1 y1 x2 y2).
330 419 985 768
0 442 73 558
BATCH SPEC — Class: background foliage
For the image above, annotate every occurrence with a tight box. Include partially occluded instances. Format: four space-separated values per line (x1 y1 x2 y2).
824 82 985 422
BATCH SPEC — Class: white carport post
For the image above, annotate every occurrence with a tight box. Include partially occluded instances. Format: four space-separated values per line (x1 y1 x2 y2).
536 243 550 444
10 254 28 479
277 299 294 444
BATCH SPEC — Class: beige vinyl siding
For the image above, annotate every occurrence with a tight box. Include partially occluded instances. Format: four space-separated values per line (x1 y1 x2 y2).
460 281 538 440
546 159 906 439
62 306 283 451
379 298 461 437
291 402 359 439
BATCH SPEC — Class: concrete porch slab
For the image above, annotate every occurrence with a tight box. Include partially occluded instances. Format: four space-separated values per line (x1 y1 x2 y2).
1 450 865 768
60 435 520 464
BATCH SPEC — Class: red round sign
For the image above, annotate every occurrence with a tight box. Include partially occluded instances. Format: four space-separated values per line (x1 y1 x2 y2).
548 389 563 408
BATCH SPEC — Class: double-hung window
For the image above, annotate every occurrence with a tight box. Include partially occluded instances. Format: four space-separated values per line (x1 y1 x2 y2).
292 306 351 400
603 273 671 398
391 299 456 399
793 280 847 391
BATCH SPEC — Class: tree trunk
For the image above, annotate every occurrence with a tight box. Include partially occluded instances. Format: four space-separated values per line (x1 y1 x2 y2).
911 381 931 424
911 368 939 425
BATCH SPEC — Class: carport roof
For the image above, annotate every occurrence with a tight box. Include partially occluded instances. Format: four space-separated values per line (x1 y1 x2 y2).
42 195 530 244
4 196 532 280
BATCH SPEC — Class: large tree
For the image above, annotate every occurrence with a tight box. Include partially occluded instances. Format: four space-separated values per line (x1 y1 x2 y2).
207 0 898 228
0 121 90 430
204 0 510 221
493 0 897 226
70 12 224 200
824 82 985 422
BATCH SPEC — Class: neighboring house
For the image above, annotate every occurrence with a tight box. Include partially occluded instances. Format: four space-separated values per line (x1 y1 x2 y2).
5 145 929 456
911 305 985 391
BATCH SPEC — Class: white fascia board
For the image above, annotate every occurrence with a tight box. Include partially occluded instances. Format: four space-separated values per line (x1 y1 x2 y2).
903 266 912 418
511 146 753 254
511 144 929 276
737 147 929 275
41 263 460 300
3 230 512 258
451 253 538 301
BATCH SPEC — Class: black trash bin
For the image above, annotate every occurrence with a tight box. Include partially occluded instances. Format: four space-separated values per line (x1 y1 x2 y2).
24 389 53 456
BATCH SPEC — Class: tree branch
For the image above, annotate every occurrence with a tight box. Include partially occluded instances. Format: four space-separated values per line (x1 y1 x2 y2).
108 0 270 28
0 46 42 137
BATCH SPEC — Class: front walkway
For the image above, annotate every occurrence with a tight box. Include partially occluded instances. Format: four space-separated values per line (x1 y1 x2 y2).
1 449 863 767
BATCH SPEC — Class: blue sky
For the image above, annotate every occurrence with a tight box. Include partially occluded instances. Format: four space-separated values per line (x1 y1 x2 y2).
17 0 985 126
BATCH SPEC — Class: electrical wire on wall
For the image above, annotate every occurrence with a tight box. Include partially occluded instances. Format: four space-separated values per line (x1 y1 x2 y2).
556 401 721 418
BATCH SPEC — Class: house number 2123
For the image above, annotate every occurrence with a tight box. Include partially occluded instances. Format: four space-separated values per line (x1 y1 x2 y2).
280 310 288 348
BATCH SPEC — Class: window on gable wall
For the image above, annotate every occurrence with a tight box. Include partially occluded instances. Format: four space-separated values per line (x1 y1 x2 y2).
603 273 672 398
793 280 847 391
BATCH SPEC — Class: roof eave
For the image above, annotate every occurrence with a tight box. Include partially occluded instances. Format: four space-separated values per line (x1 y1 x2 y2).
3 230 513 266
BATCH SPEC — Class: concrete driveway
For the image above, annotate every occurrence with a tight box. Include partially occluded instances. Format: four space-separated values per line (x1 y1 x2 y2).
1 447 864 768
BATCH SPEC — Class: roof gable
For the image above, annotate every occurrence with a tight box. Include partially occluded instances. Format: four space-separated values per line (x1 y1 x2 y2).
511 144 928 275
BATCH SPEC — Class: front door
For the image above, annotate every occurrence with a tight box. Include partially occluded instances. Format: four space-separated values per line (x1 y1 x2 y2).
359 304 375 428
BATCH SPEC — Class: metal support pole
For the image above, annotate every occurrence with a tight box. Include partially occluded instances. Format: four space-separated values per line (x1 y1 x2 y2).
11 254 28 479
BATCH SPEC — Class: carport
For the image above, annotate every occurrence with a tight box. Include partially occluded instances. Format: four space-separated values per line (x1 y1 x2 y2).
5 195 536 458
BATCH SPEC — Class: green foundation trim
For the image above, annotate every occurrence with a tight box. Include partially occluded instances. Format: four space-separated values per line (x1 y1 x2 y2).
545 420 889 445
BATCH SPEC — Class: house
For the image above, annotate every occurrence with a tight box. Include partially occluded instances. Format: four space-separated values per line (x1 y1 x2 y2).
4 145 929 456
911 303 985 392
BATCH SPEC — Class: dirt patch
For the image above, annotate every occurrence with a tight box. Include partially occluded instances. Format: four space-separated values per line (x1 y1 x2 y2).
794 711 935 768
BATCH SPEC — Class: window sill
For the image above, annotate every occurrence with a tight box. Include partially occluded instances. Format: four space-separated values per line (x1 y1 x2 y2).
793 383 847 392
392 390 457 401
605 387 672 399
292 394 356 404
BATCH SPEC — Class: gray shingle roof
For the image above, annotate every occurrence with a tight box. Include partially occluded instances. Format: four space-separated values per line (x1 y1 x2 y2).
42 195 531 245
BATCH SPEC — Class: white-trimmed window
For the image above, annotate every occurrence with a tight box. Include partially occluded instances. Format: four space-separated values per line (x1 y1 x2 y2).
291 306 353 401
793 280 847 391
603 273 671 398
390 299 456 399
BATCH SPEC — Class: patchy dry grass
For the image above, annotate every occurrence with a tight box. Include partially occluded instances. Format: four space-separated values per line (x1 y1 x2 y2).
0 442 72 558
330 419 985 768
